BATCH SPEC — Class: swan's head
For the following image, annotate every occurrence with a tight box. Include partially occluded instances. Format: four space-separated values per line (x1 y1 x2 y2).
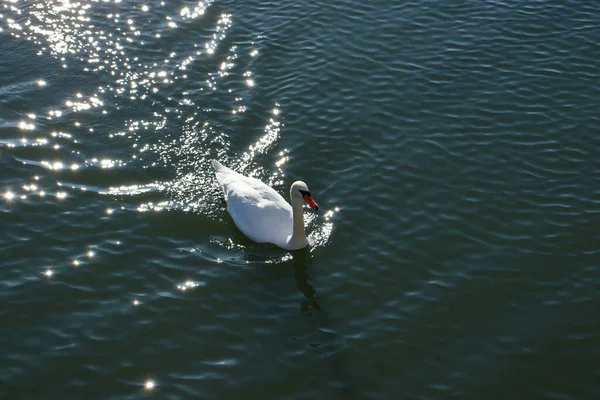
291 181 319 211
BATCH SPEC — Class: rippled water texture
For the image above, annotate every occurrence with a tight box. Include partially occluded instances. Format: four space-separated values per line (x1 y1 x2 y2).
1 0 599 399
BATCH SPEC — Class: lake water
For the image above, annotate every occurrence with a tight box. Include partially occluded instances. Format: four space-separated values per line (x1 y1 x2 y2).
1 0 599 399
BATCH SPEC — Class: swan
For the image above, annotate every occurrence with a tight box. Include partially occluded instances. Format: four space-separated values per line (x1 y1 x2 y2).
211 160 319 250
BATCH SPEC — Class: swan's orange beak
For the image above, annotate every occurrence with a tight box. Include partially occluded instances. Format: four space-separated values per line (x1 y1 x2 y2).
303 194 319 211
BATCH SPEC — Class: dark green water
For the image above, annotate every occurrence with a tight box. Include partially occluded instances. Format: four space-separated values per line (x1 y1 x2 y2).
1 0 599 399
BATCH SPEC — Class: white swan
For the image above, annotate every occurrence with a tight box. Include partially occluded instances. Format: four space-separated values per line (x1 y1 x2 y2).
211 160 319 250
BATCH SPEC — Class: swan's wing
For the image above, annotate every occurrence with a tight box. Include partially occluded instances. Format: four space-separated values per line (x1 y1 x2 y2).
212 160 286 206
211 160 292 245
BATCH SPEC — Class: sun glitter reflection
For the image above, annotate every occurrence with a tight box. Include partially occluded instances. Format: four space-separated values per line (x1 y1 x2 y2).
18 121 35 130
144 379 156 390
4 191 15 201
176 280 204 292
307 206 339 250
0 0 337 251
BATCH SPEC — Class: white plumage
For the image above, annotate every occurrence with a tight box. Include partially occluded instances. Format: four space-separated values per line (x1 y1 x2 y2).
211 160 319 250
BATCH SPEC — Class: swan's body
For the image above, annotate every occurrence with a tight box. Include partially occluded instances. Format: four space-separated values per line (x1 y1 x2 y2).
211 160 319 250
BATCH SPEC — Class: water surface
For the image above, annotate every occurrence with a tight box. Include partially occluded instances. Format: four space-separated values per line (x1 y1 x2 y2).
1 0 599 398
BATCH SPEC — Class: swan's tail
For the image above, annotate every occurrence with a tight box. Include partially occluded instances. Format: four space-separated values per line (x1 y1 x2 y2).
210 159 229 187
210 159 224 171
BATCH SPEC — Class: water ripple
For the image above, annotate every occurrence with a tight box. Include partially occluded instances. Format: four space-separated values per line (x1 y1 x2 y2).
1 0 599 398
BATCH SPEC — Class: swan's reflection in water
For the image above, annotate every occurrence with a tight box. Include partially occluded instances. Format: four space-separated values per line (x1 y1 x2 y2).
292 250 322 314
290 251 354 400
190 238 324 314
181 238 354 398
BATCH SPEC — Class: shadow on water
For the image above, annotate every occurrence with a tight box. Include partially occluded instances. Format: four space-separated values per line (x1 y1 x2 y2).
292 250 321 314
291 250 355 400
186 233 355 398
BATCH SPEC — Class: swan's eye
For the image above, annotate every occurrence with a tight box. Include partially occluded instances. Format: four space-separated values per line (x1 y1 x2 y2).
298 189 311 197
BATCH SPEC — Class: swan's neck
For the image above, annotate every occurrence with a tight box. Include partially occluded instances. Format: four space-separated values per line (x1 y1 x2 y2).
287 194 308 249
